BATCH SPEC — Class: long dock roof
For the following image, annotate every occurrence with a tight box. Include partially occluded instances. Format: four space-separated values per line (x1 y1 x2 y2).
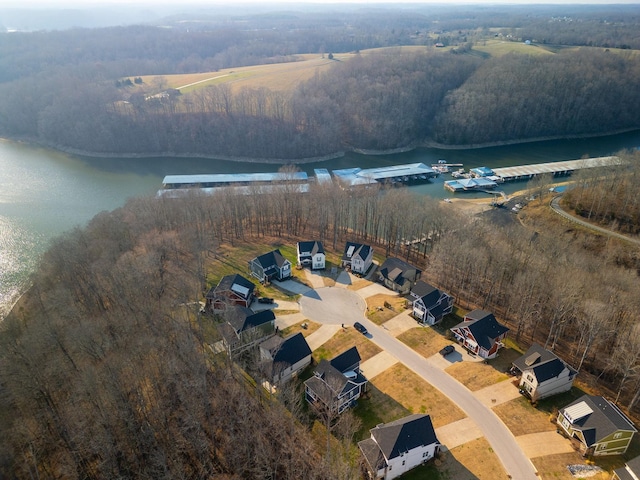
162 172 308 187
492 156 621 180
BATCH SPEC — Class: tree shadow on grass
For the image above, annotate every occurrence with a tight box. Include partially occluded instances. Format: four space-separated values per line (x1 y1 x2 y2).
352 383 411 441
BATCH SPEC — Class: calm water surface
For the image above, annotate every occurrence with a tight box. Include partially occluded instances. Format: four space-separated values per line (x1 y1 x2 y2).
1 131 640 317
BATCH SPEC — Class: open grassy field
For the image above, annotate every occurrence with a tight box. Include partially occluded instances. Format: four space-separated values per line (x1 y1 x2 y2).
370 363 466 429
444 351 518 391
493 396 557 437
137 53 353 95
440 437 510 479
396 326 453 358
280 319 322 338
365 293 407 325
473 39 556 57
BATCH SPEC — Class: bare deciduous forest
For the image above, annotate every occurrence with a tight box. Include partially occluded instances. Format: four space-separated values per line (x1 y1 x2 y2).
1 5 640 159
1 150 640 477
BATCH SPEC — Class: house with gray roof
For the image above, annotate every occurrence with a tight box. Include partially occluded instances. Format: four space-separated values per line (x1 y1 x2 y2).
205 273 255 312
259 332 312 385
557 395 636 456
409 280 453 326
218 306 276 356
378 257 422 294
304 347 367 414
342 241 374 275
511 343 577 402
450 310 509 359
297 241 325 270
249 249 292 283
612 455 640 480
359 414 440 480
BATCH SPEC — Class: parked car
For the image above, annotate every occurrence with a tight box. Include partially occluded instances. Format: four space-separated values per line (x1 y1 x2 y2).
353 322 368 335
439 345 455 357
258 297 274 304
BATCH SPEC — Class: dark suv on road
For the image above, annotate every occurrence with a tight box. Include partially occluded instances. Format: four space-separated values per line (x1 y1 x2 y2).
353 322 368 335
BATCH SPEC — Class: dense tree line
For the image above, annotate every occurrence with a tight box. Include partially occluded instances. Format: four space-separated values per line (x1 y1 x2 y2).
431 49 640 145
3 156 640 476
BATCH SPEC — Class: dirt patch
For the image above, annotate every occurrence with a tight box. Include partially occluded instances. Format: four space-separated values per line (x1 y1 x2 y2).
365 294 407 325
493 396 557 436
371 364 465 429
312 327 381 364
280 320 322 338
439 437 509 479
445 361 510 391
531 452 610 480
396 327 451 358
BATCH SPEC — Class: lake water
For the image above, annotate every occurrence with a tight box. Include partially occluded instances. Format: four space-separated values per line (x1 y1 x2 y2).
1 131 640 318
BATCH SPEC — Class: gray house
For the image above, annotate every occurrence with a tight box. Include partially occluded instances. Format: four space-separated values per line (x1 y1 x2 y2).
409 280 453 326
305 347 367 414
218 306 276 356
249 249 292 283
259 332 312 385
511 343 577 402
378 257 422 294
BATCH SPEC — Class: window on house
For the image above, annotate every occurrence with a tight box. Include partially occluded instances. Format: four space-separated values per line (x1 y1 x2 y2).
526 375 534 382
614 433 623 439
402 461 405 466
599 443 607 450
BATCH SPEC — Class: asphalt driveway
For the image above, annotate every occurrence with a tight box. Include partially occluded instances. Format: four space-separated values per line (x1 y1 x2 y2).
299 286 366 325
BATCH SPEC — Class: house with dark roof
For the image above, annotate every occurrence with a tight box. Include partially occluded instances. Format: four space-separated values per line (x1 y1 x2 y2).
511 343 577 402
612 455 640 480
304 347 367 414
409 280 453 326
450 310 509 359
249 249 292 283
205 273 255 312
297 241 326 270
359 414 440 480
342 242 374 275
557 395 636 456
378 257 422 294
218 306 276 356
259 332 312 385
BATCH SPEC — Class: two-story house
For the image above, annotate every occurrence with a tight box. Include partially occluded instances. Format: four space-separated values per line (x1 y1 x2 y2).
557 395 637 456
378 257 422 294
359 414 440 480
342 242 374 275
409 280 453 326
249 249 292 283
259 332 312 386
205 273 255 312
297 241 326 270
511 343 577 402
218 306 276 356
305 347 367 414
450 310 509 359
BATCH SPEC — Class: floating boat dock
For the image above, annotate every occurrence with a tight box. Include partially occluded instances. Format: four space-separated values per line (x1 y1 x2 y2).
491 156 622 182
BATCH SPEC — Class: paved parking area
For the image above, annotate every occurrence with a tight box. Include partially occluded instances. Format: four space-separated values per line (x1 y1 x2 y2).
435 417 483 451
381 310 418 337
306 324 342 350
515 431 574 458
360 351 398 379
474 379 521 407
299 286 366 325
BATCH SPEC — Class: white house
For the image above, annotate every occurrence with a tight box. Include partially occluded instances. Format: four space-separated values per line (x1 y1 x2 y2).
511 343 577 402
359 414 440 480
297 241 326 270
342 242 374 275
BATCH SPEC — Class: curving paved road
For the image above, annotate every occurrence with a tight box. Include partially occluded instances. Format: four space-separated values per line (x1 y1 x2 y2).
299 285 539 479
551 195 640 246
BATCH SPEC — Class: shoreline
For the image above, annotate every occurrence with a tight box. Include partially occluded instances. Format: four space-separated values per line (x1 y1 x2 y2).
5 127 638 164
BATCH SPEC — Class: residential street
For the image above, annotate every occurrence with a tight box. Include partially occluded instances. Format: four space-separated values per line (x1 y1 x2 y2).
356 316 540 480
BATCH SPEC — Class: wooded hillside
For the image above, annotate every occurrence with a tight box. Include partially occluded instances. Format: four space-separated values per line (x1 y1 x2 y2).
1 5 640 159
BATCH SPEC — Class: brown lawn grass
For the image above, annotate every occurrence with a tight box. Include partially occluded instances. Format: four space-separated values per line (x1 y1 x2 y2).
280 320 321 338
365 294 407 325
353 383 412 440
312 327 381 364
493 396 557 437
531 452 610 480
440 437 509 479
371 364 465 429
396 327 452 358
445 360 511 391
346 278 373 291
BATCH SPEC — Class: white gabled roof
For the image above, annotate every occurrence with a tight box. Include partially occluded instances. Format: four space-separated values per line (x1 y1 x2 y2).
564 401 593 423
230 283 250 297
